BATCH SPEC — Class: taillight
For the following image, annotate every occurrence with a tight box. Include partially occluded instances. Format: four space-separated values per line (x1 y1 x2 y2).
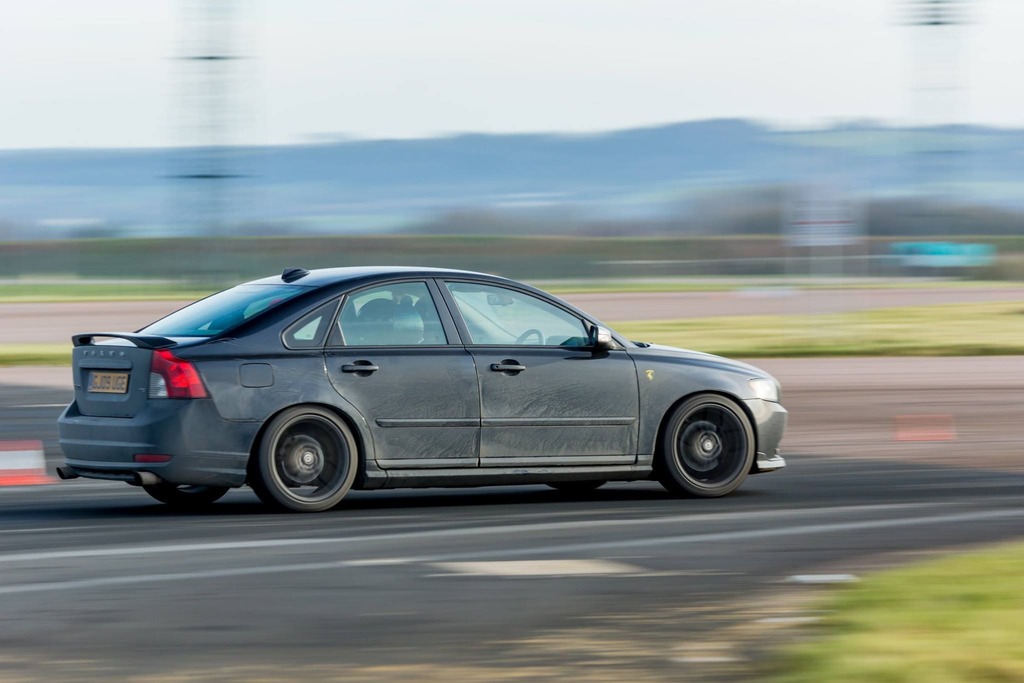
149 350 208 399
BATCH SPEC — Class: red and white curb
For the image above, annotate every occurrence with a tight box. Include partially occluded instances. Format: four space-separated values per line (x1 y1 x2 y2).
0 440 55 486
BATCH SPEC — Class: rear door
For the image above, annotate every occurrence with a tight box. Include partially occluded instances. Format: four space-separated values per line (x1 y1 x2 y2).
324 280 481 469
441 280 640 467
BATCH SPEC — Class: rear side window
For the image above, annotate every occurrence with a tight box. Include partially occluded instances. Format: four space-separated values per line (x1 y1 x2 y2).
283 300 338 349
333 282 447 346
142 284 309 337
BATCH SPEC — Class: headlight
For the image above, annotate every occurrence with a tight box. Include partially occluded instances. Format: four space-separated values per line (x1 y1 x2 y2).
748 378 779 402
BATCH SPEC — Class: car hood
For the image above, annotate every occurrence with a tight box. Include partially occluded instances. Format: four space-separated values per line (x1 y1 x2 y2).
630 343 776 381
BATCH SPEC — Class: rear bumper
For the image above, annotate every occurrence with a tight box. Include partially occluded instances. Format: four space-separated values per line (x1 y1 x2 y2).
744 398 788 474
58 399 258 488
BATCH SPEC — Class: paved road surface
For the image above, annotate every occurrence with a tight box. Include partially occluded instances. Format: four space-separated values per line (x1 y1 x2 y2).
5 286 1024 344
0 357 1022 681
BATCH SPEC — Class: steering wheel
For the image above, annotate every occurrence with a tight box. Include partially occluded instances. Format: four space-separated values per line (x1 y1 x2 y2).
514 328 544 345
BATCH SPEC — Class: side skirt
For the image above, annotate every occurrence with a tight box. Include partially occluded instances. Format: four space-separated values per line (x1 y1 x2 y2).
360 464 655 490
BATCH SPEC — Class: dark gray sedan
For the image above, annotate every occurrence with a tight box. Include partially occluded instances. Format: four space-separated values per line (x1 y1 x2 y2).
57 267 786 511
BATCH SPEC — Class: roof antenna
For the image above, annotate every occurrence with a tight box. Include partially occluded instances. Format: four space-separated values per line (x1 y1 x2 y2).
281 267 310 283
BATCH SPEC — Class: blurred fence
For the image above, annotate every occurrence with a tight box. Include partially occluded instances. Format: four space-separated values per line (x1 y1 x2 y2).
0 234 1013 286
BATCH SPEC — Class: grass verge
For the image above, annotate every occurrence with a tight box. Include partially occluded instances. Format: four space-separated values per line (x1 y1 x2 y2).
0 282 211 303
5 300 1024 366
767 542 1024 682
0 345 72 366
615 300 1024 357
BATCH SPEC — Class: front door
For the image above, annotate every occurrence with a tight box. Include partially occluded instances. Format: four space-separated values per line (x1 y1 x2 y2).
325 280 480 469
442 281 639 467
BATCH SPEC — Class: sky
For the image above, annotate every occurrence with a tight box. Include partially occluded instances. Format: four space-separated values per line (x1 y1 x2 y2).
0 0 1021 150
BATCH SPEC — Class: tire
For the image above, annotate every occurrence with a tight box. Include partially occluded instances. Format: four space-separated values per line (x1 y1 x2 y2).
546 480 607 494
250 406 358 512
656 394 755 498
142 483 229 508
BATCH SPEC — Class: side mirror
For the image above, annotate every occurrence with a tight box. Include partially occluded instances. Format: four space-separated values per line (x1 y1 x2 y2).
590 325 615 350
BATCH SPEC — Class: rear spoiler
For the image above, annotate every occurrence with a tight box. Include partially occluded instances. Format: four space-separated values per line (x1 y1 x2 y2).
72 332 177 349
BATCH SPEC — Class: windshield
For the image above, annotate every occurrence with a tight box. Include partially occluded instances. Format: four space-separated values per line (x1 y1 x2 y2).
141 284 310 337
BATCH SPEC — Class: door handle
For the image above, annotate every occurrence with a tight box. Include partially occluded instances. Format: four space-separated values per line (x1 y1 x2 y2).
490 362 526 373
342 362 379 373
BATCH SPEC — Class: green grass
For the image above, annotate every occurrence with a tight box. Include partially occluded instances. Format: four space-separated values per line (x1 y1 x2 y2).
6 300 1024 366
615 301 1024 357
0 282 211 303
768 542 1024 682
0 344 71 366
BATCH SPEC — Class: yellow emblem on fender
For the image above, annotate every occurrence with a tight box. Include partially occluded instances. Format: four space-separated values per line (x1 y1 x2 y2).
645 369 655 381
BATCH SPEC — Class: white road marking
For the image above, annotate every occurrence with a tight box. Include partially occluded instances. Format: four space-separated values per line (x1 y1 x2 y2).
786 573 860 585
0 507 1021 597
787 574 859 584
0 525 117 535
0 557 413 596
9 403 68 409
0 501 959 565
454 507 1024 562
672 656 739 664
430 559 643 577
902 481 1024 490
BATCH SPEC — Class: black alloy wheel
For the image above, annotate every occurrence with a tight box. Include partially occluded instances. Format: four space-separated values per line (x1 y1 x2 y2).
251 406 358 512
657 394 755 497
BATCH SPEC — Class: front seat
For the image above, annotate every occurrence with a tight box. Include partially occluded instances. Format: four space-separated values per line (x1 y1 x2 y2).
392 296 425 345
414 297 445 344
354 298 396 345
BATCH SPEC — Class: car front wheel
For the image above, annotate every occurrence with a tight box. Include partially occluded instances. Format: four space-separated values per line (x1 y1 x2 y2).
656 394 755 497
251 407 359 512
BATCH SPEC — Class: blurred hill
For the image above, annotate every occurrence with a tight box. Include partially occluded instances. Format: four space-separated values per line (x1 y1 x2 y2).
2 119 1024 239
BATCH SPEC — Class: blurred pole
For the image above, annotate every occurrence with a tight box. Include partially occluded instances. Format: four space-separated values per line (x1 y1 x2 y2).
903 0 975 241
172 0 243 284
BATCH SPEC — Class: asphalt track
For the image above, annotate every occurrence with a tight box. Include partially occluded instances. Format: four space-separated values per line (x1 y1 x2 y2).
5 285 1024 344
1 357 1022 681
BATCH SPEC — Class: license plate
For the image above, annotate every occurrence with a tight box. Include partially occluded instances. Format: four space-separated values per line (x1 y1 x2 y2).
88 371 129 394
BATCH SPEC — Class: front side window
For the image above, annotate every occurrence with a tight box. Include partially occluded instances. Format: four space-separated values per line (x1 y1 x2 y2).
335 282 447 346
142 284 309 337
446 282 590 346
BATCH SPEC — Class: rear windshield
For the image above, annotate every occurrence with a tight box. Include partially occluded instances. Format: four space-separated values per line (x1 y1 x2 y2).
141 284 309 337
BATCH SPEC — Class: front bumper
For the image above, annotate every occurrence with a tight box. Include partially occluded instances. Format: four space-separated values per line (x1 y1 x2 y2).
744 398 788 473
58 399 258 488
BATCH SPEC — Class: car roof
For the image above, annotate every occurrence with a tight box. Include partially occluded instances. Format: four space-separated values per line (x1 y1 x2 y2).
244 266 511 289
228 265 627 345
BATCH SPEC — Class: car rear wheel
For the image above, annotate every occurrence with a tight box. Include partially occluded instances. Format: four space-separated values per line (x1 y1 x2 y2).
142 483 230 508
251 407 358 512
546 480 606 494
656 394 755 497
